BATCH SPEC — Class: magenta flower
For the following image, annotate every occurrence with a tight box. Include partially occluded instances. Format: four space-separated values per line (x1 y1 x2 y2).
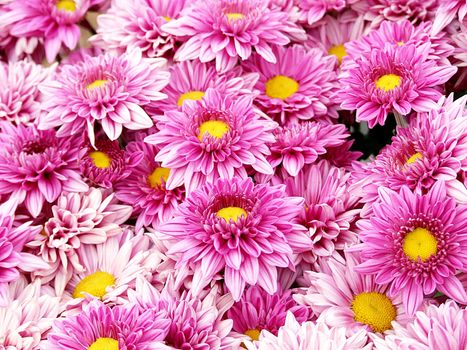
38 50 170 145
243 45 338 124
432 0 467 35
145 88 275 193
354 181 467 315
297 0 349 25
159 177 310 300
0 122 88 217
162 0 306 73
339 43 457 128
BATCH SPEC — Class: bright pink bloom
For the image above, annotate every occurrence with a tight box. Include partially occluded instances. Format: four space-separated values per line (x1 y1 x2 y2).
145 88 275 193
297 0 355 25
354 181 467 315
159 177 309 300
38 50 170 145
162 0 306 73
432 0 467 35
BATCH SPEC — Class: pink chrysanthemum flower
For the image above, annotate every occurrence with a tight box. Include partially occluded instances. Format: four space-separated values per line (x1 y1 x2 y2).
353 181 467 315
79 134 143 188
26 188 132 295
0 0 91 62
0 277 60 349
228 285 310 342
339 43 457 128
44 300 170 350
297 0 358 25
38 50 170 145
115 134 185 230
145 88 275 193
159 177 309 300
162 0 306 73
295 251 411 335
0 122 88 217
243 45 338 124
91 0 191 58
0 60 52 125
432 0 467 35
244 312 371 350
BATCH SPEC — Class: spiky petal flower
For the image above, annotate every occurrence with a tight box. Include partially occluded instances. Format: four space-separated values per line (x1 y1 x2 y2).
162 0 306 73
297 0 349 25
432 0 467 35
354 181 467 315
0 122 88 217
38 50 170 145
145 88 275 193
339 43 457 128
159 177 309 300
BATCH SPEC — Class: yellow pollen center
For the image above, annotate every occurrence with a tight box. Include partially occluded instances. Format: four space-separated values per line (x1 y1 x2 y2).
72 271 116 299
406 152 422 165
265 75 299 100
217 206 247 223
245 329 261 341
226 13 245 21
328 44 347 64
56 0 76 12
89 151 111 169
351 292 397 333
163 16 171 21
198 120 229 140
87 79 108 90
177 91 205 107
148 167 170 188
397 41 405 46
88 338 119 350
403 227 438 262
375 74 401 92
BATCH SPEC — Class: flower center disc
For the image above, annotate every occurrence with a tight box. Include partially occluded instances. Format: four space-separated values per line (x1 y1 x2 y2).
406 152 422 165
148 167 170 188
328 44 347 64
226 13 245 21
403 227 438 262
89 151 112 169
72 271 116 299
351 292 396 333
87 79 108 90
177 91 205 107
56 0 76 12
198 120 230 140
245 328 261 341
88 338 119 350
375 74 401 92
265 75 299 100
217 206 247 223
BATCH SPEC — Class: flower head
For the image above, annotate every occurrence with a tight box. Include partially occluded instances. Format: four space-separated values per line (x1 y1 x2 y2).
297 0 350 25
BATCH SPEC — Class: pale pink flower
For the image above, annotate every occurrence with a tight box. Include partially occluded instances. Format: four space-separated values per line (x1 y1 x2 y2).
432 0 467 35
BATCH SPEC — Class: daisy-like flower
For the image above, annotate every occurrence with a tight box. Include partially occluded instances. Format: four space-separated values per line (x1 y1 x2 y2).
91 0 191 58
339 43 457 128
295 251 411 335
0 122 87 217
0 60 52 125
354 181 467 315
44 299 170 350
0 0 91 62
243 45 338 124
38 50 170 145
162 0 306 73
228 285 310 342
244 312 371 350
159 176 309 300
297 0 357 25
115 134 185 230
26 188 132 295
432 0 467 35
145 88 275 193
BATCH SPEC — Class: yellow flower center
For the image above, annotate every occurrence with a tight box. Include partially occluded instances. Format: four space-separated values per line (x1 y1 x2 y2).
405 152 422 165
403 227 438 262
177 91 205 107
87 79 108 90
163 16 171 21
245 329 261 341
72 271 116 299
88 338 119 350
397 41 405 46
89 151 112 169
328 44 347 64
217 206 247 223
226 13 245 21
56 0 76 12
265 75 299 100
375 74 401 92
148 167 170 188
198 120 230 140
351 292 397 333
